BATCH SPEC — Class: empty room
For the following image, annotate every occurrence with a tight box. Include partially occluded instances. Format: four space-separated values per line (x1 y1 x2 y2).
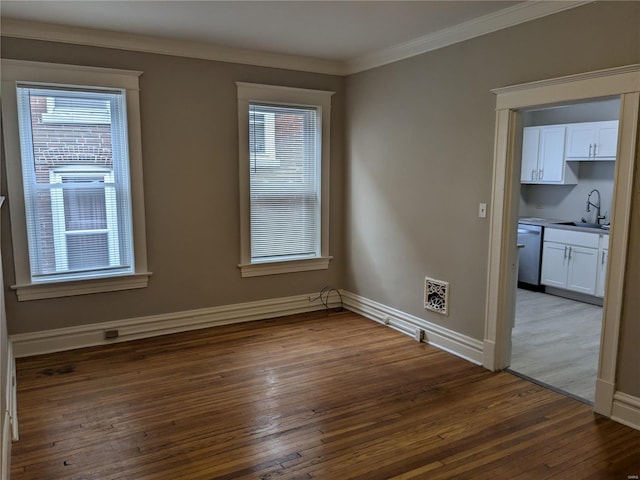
1 1 639 478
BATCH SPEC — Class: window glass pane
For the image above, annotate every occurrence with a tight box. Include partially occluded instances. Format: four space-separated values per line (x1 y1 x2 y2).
248 103 319 261
66 233 110 270
63 187 108 231
250 113 266 154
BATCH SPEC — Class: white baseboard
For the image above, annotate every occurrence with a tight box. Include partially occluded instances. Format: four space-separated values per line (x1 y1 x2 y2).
594 377 616 416
2 342 16 480
1 411 10 480
10 293 330 358
341 291 484 365
611 392 640 431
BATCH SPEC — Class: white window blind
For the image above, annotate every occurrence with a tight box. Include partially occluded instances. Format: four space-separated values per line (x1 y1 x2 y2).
15 85 134 282
249 103 320 262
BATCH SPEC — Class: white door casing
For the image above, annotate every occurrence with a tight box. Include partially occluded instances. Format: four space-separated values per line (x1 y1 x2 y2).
484 64 640 418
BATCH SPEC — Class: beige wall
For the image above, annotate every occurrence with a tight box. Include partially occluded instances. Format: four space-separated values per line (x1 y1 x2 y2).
1 2 639 399
0 37 346 334
344 2 640 395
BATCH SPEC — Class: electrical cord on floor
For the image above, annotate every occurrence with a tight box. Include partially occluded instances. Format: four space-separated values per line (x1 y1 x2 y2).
309 286 343 313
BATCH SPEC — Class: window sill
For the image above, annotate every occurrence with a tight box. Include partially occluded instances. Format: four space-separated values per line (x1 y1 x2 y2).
11 272 152 301
238 257 332 278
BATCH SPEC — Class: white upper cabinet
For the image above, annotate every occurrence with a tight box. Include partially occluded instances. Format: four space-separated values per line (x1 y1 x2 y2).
565 120 619 160
520 125 578 184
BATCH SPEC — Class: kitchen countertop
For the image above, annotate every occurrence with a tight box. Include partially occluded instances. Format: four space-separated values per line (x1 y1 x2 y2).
519 216 610 235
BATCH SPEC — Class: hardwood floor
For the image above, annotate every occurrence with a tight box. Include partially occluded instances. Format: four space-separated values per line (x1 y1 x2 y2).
11 311 640 479
512 288 602 403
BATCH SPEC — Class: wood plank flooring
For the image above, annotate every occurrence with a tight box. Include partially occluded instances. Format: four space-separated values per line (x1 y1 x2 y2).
10 311 640 479
512 288 602 403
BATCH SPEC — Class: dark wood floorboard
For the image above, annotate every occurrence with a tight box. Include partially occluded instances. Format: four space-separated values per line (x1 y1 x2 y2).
10 310 640 479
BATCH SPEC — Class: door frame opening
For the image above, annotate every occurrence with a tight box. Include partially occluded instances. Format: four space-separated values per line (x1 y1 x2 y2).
483 64 640 417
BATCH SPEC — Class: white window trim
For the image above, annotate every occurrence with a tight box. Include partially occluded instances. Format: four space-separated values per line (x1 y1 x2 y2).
1 59 151 301
236 82 334 277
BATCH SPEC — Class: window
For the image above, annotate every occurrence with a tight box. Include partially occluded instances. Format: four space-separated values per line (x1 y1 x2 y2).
237 83 334 277
1 60 150 301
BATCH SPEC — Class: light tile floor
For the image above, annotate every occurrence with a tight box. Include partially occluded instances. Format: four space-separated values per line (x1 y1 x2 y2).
510 288 602 403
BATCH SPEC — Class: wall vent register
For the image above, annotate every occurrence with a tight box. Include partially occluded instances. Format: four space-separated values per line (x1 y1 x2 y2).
424 277 449 315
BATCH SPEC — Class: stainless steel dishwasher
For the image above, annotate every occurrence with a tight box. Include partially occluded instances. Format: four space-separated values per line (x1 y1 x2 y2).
517 223 543 288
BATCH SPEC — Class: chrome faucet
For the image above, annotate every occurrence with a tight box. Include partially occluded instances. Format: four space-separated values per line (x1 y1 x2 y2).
586 189 606 224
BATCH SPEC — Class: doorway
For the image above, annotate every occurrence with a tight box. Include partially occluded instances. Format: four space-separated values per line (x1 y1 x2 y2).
509 98 619 404
483 65 640 417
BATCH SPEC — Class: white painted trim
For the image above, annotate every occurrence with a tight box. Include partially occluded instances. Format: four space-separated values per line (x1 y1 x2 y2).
239 257 332 278
1 58 142 88
2 2 590 76
1 412 10 480
492 64 640 110
1 342 16 480
8 343 17 444
344 1 591 74
594 378 616 416
484 108 521 371
10 293 331 358
0 18 345 76
485 66 640 421
597 92 639 405
342 291 483 365
611 392 640 431
12 272 152 302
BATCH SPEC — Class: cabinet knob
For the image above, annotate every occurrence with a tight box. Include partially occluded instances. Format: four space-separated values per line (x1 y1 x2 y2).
539 169 544 180
589 144 593 157
593 144 598 157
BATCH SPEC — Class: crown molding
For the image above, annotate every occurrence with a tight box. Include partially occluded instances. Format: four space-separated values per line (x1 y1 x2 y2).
0 18 347 76
344 1 593 75
1 1 592 77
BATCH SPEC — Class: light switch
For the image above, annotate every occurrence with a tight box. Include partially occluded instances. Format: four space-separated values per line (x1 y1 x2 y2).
478 203 487 218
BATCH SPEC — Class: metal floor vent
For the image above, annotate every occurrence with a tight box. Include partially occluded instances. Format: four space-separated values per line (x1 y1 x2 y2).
424 277 449 315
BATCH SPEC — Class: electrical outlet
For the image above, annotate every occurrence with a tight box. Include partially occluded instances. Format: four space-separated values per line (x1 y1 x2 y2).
478 203 487 218
104 329 119 339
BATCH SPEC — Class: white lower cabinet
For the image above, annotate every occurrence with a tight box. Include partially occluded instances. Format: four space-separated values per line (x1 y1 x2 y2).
565 246 599 295
540 242 570 288
541 228 606 296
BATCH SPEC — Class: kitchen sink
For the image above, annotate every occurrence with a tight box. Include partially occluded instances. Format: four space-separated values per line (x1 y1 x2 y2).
557 221 609 230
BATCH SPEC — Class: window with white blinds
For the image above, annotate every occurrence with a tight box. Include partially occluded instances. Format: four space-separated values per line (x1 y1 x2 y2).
237 83 334 277
15 85 134 282
1 59 150 300
249 103 320 261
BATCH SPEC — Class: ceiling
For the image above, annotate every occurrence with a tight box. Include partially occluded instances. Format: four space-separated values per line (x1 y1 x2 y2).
0 1 587 75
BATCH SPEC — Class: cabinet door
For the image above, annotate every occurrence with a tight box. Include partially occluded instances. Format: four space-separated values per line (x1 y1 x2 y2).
565 123 596 159
594 121 618 159
595 249 608 298
566 246 598 295
521 127 540 183
541 242 568 288
538 126 566 183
